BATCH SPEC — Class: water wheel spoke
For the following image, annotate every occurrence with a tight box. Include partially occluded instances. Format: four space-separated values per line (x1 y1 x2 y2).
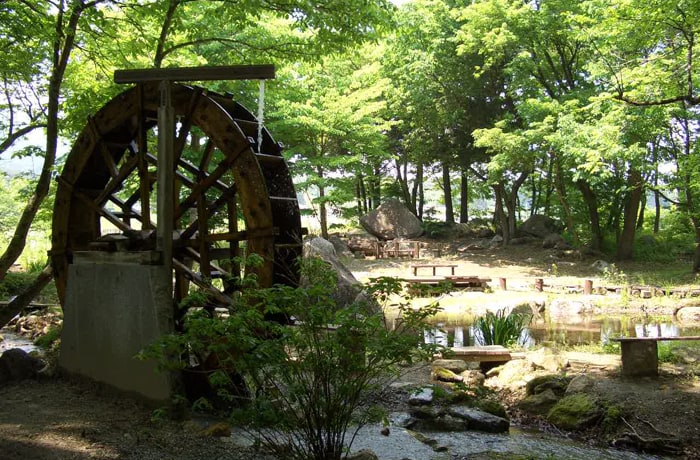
94 154 140 207
180 186 236 240
198 138 215 173
172 258 231 306
174 155 231 193
175 146 246 221
73 188 133 233
107 195 154 228
181 247 232 280
174 88 203 164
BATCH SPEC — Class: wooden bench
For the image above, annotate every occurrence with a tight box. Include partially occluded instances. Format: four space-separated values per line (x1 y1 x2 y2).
411 263 458 276
381 241 419 258
611 336 700 377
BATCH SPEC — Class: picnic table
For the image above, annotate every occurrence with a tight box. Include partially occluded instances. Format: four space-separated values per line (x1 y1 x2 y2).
410 263 458 276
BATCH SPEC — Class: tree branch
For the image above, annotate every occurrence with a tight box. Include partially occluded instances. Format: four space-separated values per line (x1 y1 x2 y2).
615 93 700 106
0 123 47 156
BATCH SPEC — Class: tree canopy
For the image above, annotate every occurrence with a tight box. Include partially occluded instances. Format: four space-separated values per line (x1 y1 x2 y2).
1 0 699 275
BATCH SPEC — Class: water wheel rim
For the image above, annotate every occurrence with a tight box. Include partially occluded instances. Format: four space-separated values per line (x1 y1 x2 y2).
51 82 302 309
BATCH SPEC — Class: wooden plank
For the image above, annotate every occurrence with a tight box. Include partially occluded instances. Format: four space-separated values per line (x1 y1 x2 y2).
114 64 276 83
611 336 700 342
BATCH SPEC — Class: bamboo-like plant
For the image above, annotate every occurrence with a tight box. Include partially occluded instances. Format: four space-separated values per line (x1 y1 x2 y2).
473 307 532 347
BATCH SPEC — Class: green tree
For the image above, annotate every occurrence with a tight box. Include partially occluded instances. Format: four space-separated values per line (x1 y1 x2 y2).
270 45 393 237
581 0 700 266
0 0 394 326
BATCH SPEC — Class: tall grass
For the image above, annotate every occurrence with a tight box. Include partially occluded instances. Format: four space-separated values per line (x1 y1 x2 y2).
473 307 532 347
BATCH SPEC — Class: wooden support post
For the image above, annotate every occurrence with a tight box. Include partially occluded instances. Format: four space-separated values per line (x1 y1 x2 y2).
499 277 507 291
584 279 593 295
157 80 174 272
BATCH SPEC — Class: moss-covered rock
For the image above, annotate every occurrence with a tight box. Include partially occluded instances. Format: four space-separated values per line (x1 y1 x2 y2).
547 393 603 431
525 374 570 396
518 388 561 415
431 366 463 383
476 398 508 419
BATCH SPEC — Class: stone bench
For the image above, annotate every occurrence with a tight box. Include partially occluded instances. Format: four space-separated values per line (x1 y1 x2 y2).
610 336 700 377
449 345 512 363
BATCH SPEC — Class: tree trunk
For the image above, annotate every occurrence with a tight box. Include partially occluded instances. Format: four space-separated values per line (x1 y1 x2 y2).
442 163 454 224
543 154 554 215
493 184 509 242
693 235 700 272
553 158 579 245
530 174 539 216
459 168 469 223
371 163 381 208
616 168 644 261
414 164 424 220
0 264 53 329
395 158 414 214
0 2 89 281
636 192 646 229
576 179 604 251
317 176 329 240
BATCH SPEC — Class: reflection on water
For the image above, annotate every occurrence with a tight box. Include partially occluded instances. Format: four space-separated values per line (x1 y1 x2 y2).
424 316 700 348
0 328 37 353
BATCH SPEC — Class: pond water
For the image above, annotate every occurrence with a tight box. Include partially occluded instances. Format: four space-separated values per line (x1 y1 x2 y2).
425 314 700 348
0 328 37 353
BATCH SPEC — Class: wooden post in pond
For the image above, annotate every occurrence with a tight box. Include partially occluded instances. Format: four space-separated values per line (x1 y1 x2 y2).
535 278 543 292
584 279 593 295
499 277 507 291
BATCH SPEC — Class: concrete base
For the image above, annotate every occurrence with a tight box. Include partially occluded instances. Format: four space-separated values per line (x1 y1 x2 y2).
60 253 175 403
619 340 658 377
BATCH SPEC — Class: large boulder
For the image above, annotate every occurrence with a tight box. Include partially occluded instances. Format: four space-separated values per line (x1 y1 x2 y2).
519 214 564 238
345 233 380 257
676 306 700 323
327 234 354 257
303 237 363 309
360 199 423 240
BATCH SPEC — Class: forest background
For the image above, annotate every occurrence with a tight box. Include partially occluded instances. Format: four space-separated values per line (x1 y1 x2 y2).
1 0 699 291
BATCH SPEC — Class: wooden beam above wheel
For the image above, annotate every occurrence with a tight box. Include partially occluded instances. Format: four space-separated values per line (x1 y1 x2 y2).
114 65 275 84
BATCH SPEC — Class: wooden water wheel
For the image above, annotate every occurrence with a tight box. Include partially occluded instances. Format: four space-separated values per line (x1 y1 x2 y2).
50 80 302 314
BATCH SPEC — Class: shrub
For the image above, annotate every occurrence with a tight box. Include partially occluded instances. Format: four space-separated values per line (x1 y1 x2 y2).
143 257 442 460
0 271 59 304
473 307 532 347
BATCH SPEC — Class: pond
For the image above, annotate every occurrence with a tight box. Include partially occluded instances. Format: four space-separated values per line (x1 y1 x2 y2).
424 314 700 348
